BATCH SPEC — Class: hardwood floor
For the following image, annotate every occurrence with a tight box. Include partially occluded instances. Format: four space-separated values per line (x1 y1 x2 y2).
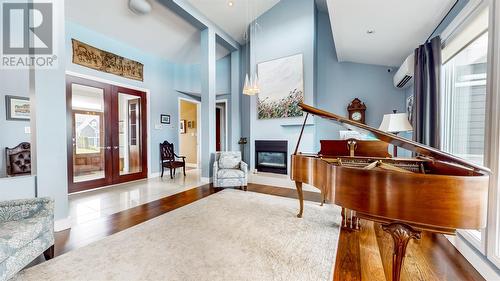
39 183 482 280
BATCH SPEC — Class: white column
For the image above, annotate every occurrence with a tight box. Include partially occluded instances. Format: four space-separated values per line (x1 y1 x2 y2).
200 28 216 179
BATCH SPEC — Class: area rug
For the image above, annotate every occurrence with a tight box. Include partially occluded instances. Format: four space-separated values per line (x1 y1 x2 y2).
15 189 341 281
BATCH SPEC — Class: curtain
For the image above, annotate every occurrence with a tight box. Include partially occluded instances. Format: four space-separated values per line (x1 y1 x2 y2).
413 36 442 148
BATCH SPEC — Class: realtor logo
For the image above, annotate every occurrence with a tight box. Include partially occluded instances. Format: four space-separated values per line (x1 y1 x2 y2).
1 1 58 69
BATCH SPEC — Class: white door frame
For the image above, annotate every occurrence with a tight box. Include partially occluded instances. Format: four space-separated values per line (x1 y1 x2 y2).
216 99 229 151
178 97 201 168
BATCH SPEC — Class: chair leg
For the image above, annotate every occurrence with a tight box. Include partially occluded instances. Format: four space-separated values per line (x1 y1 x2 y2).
43 245 54 260
183 165 186 176
161 166 164 178
170 168 173 179
174 168 176 177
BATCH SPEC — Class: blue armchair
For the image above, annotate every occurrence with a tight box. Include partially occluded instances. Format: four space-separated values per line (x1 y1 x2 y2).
0 198 55 281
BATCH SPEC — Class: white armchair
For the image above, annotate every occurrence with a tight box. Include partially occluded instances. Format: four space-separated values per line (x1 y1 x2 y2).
213 151 248 189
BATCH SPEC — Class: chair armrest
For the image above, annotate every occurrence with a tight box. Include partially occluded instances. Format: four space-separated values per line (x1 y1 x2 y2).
0 197 54 223
213 160 219 180
174 153 186 161
240 161 248 174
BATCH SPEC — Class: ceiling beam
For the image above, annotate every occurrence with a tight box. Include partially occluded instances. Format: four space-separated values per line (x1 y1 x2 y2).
158 0 240 51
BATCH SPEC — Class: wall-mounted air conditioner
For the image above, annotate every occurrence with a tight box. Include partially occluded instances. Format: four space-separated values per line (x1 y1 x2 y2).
393 53 414 88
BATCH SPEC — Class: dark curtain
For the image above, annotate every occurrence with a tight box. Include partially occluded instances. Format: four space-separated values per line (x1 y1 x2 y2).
413 36 441 148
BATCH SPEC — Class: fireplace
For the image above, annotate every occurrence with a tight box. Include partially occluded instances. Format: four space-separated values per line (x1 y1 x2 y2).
255 140 288 174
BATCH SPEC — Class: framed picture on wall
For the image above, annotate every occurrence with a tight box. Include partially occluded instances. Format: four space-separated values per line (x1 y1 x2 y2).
5 95 30 121
160 114 170 124
180 119 186 134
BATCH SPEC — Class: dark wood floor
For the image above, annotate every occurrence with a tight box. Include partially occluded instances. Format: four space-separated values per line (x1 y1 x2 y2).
38 183 483 281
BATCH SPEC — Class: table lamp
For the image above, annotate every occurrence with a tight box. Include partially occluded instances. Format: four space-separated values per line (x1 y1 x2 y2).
378 110 413 157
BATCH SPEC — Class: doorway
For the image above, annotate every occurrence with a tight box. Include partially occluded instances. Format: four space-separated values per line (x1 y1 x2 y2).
216 100 228 152
178 98 201 168
66 75 148 193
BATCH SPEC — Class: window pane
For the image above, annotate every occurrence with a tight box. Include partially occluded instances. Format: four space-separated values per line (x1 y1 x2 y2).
442 32 488 166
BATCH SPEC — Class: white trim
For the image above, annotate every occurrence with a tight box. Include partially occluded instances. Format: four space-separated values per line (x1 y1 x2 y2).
148 172 160 178
178 97 202 172
446 235 500 280
216 99 229 151
64 71 153 178
486 0 500 268
200 177 211 183
441 0 485 44
186 163 198 168
54 216 72 232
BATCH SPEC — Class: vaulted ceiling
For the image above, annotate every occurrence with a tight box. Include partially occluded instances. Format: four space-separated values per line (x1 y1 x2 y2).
326 0 456 66
65 0 230 64
185 0 280 43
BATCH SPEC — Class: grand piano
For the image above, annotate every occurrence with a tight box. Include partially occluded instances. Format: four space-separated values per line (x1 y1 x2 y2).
291 103 489 281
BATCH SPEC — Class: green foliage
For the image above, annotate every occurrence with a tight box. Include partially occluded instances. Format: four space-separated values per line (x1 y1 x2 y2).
257 89 304 119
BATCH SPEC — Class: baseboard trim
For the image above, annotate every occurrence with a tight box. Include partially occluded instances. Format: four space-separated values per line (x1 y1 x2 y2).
148 172 160 178
186 163 198 168
445 235 500 280
54 217 72 232
201 177 211 183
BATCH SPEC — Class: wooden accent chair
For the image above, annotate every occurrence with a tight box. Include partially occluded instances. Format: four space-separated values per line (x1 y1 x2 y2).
160 141 186 179
5 142 31 176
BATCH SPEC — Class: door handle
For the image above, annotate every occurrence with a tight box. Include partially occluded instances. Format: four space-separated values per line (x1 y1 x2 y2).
113 146 119 150
105 146 112 150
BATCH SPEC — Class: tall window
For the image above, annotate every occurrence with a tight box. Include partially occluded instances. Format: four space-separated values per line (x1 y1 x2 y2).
442 32 489 166
441 5 489 254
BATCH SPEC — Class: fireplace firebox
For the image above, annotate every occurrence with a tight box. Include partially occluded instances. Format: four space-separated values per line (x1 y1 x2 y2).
255 140 288 174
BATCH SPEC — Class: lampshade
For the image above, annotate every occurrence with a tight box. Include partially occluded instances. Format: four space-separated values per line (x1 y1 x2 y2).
378 113 413 133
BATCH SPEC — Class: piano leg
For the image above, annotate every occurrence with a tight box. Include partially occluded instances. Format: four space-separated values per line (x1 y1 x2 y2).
295 181 304 218
382 223 421 281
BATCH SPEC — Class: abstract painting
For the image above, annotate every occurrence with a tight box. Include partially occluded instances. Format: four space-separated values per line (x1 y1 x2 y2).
257 54 304 119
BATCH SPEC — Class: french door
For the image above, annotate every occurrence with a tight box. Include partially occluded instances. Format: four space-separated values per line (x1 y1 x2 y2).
66 75 147 193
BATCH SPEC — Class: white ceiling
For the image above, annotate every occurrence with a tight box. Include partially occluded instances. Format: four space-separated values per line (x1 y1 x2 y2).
185 0 280 43
65 0 229 64
326 0 456 66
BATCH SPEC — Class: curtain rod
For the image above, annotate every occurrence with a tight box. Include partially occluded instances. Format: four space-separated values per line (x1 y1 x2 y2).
427 0 459 42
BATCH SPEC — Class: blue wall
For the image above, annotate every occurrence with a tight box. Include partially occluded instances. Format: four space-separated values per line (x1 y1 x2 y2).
315 11 406 143
174 54 231 95
66 21 179 175
244 0 316 172
0 70 30 178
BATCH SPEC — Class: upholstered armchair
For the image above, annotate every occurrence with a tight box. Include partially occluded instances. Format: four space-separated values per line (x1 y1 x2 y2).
213 151 248 189
0 198 55 281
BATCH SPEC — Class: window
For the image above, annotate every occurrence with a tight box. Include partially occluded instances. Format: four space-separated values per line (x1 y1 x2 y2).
442 32 489 166
441 4 489 255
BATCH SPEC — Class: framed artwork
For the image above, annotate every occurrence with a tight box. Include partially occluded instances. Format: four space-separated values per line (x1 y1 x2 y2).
160 114 170 124
257 53 304 119
180 119 186 134
5 95 30 121
406 94 414 125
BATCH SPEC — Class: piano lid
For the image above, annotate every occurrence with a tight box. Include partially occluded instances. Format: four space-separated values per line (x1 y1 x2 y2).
299 103 490 174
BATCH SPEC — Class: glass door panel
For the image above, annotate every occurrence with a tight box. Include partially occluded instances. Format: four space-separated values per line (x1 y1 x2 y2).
117 92 143 176
72 84 106 183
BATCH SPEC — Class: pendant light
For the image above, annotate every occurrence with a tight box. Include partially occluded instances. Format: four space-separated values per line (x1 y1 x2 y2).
243 0 260 96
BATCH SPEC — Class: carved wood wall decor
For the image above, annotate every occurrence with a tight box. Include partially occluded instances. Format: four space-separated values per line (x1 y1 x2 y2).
72 39 144 81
